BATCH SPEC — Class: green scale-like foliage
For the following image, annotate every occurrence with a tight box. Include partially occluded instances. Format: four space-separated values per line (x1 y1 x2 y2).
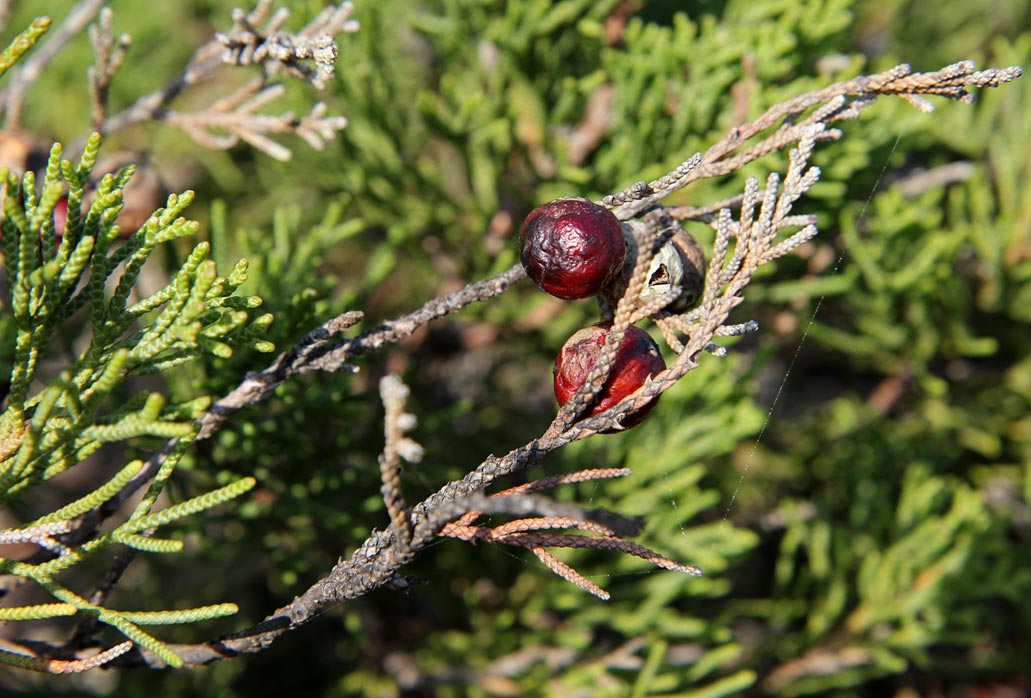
0 26 271 662
0 134 273 497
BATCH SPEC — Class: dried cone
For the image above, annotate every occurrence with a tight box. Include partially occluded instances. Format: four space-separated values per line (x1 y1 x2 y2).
640 225 706 312
519 198 626 299
553 323 666 431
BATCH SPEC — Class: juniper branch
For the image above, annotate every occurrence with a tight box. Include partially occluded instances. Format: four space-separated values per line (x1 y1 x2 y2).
378 375 422 548
602 61 1023 220
82 1 358 158
7 60 1021 671
86 7 130 130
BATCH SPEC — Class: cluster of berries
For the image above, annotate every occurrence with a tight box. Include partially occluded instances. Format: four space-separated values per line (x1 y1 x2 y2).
519 198 703 430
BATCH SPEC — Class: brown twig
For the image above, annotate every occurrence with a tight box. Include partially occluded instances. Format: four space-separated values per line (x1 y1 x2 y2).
79 1 359 160
601 62 1023 220
378 375 423 547
439 469 699 600
0 640 133 673
162 80 348 161
86 7 130 131
216 0 358 89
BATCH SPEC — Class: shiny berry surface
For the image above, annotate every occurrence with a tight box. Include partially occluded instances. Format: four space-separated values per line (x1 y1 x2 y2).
553 323 665 430
519 198 625 300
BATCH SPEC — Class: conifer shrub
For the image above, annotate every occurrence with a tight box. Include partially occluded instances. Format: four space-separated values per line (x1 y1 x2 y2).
0 2 1026 696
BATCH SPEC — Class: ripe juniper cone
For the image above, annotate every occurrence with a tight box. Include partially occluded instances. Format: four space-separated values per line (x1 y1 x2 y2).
520 198 625 299
554 323 666 431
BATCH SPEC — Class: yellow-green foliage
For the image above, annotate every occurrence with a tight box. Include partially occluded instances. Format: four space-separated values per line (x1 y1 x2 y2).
0 18 271 665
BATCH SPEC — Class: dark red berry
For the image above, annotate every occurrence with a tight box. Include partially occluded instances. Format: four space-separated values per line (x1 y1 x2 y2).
553 323 665 431
519 198 625 300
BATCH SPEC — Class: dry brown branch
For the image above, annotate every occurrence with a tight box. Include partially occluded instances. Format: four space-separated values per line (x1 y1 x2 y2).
87 7 130 131
378 375 423 547
600 62 1023 220
79 1 358 160
432 469 697 600
666 194 745 225
5 60 1021 671
0 640 133 674
216 0 358 89
162 80 348 161
533 547 610 599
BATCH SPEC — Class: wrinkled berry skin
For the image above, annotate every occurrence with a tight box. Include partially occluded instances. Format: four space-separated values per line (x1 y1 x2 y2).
520 198 625 299
553 323 666 431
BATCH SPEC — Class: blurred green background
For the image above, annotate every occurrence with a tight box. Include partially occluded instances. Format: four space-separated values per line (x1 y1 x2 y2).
0 0 1028 696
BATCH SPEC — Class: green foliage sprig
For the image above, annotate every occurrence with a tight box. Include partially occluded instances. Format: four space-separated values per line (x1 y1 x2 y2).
0 133 273 496
0 124 270 667
0 16 50 78
0 4 327 679
0 473 256 669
